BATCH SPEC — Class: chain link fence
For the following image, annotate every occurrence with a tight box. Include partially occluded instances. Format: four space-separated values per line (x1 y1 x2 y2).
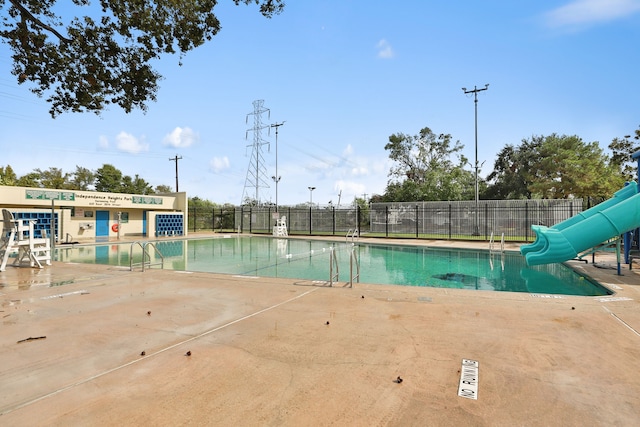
188 199 583 242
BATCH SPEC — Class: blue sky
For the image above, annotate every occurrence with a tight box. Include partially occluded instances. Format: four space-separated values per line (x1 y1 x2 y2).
1 0 639 207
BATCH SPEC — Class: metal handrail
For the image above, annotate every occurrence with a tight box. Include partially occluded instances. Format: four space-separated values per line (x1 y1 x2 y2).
130 241 164 271
346 228 359 242
329 246 339 286
348 244 360 288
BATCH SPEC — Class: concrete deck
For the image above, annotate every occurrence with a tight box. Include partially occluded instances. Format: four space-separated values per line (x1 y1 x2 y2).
1 236 639 426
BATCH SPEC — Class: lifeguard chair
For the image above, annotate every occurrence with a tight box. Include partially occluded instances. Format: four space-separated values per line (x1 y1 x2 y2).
272 215 288 237
0 209 51 271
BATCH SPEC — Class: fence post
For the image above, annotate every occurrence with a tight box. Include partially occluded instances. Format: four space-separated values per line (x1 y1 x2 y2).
385 205 389 237
448 204 452 240
212 207 215 231
484 203 488 240
193 206 197 232
415 205 419 238
249 206 253 234
332 206 336 235
357 206 361 233
525 202 529 242
309 207 312 235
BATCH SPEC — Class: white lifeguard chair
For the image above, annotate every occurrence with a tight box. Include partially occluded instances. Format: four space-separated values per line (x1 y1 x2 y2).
0 209 51 271
272 215 288 237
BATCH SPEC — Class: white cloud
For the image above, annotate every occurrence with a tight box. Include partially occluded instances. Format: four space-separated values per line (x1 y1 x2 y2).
544 0 640 28
98 135 109 149
163 126 199 148
351 166 369 176
342 144 354 156
210 156 230 173
115 131 149 154
376 39 395 59
334 180 366 200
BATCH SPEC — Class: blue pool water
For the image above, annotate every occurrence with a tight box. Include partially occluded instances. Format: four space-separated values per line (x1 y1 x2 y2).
55 236 612 296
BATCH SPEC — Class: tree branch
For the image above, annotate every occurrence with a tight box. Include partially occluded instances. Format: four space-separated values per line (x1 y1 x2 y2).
9 0 72 43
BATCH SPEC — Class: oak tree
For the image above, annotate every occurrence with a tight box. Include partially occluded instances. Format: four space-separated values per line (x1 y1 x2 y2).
382 127 474 201
1 0 284 117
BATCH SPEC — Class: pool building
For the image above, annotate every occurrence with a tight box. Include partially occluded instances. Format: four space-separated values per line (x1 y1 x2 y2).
0 185 188 242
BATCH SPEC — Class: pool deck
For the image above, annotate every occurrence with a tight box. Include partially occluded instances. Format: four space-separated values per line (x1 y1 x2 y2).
1 234 639 426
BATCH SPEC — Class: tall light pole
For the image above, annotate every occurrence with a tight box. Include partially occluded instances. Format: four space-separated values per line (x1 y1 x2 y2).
308 186 316 208
270 121 285 212
462 83 489 236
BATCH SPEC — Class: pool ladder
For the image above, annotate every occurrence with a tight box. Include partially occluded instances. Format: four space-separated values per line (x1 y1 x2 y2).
489 232 505 254
130 241 164 271
328 244 360 288
346 228 359 242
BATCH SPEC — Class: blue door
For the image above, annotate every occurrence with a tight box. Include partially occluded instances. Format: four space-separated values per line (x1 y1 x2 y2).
96 210 109 237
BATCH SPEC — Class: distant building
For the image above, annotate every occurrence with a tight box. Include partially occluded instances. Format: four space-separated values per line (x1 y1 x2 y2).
0 185 187 243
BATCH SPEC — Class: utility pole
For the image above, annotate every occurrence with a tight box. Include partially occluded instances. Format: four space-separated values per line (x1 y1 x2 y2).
462 84 489 236
270 121 285 212
169 155 182 192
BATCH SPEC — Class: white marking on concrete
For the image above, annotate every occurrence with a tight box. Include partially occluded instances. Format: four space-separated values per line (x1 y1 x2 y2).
458 359 479 400
595 297 633 302
1 287 320 415
40 290 89 300
174 271 193 274
602 306 640 337
232 275 260 279
531 294 565 299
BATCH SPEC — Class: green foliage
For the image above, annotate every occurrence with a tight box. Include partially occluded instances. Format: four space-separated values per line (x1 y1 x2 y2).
35 167 69 189
529 134 615 198
94 164 123 192
353 196 370 226
1 0 284 117
484 137 543 199
608 126 640 182
16 171 41 187
382 127 474 201
155 184 173 193
120 174 154 194
68 166 96 190
2 162 170 193
0 165 18 185
486 134 624 200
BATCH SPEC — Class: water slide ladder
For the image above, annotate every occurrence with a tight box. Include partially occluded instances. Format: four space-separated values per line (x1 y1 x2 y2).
129 241 164 271
328 244 360 288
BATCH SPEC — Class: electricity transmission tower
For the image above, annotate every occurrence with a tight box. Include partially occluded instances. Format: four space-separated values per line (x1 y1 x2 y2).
241 99 271 205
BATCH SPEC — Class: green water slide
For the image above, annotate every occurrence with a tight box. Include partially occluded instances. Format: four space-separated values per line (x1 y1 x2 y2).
522 183 640 266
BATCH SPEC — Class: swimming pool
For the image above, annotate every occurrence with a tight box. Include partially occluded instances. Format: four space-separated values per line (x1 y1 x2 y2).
55 236 612 296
